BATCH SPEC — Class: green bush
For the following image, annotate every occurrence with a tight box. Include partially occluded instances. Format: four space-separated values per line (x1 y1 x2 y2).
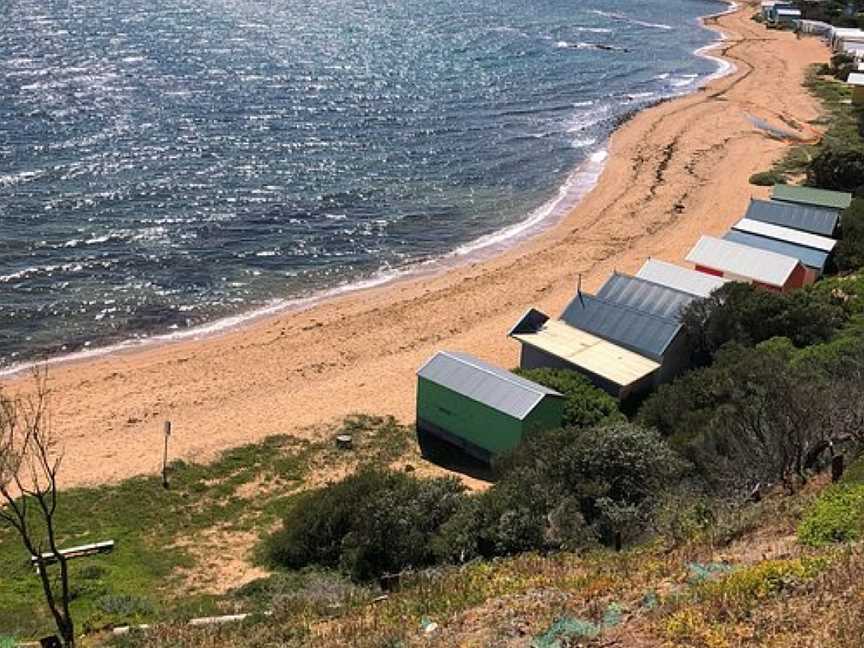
798 483 864 546
835 199 864 272
807 148 864 194
514 368 624 429
749 171 786 186
682 282 847 366
483 423 686 550
639 343 837 493
266 467 467 581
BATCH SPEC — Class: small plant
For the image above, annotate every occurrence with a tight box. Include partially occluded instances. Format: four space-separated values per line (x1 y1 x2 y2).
696 558 827 620
96 594 155 618
798 483 864 546
78 565 107 581
513 368 624 429
749 170 785 186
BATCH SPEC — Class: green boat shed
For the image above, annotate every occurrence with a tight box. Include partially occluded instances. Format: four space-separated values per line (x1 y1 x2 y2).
771 184 853 211
416 351 565 462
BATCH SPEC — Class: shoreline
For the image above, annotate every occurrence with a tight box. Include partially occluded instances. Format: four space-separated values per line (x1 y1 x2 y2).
0 1 731 380
1 1 830 488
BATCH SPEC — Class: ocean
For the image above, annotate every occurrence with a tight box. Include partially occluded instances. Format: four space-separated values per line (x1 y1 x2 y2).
0 0 728 368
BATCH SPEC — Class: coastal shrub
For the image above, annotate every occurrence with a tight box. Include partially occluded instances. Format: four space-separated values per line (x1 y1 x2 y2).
266 467 467 581
696 558 827 620
485 423 686 549
807 148 864 194
798 460 864 547
639 343 835 493
681 282 847 365
798 483 864 546
514 368 624 429
748 170 785 186
835 199 864 271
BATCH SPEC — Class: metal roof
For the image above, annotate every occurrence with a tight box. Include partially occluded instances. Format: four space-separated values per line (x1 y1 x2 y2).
770 184 852 212
417 351 563 421
560 293 682 362
685 235 801 287
597 272 698 320
848 72 864 86
511 318 659 388
776 7 801 13
746 198 839 237
723 230 829 272
636 259 728 298
732 218 837 253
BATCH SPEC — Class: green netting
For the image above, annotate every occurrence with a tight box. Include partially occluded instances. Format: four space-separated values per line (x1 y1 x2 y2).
532 603 623 648
602 602 623 627
532 618 601 648
641 590 659 610
687 561 733 584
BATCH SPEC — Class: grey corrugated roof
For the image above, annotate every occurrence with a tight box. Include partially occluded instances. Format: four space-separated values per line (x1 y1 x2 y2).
685 235 800 287
723 230 829 271
560 293 682 362
597 272 698 320
636 259 728 298
746 199 839 237
417 351 563 420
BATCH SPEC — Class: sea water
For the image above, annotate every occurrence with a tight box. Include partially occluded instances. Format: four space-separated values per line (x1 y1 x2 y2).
0 0 727 367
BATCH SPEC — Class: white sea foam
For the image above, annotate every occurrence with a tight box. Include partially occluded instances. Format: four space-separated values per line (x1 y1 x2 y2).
589 9 673 30
0 144 612 379
691 1 739 87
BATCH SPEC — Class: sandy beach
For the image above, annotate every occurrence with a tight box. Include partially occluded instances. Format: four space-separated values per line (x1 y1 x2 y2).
2 1 830 488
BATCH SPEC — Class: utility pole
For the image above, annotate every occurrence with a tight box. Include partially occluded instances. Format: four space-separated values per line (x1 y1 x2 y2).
162 421 172 489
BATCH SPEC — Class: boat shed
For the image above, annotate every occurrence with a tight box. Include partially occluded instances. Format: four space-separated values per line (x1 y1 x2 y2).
509 309 659 399
686 235 808 292
636 259 728 298
771 184 852 211
722 230 827 284
596 272 699 321
745 198 840 237
774 7 801 24
830 28 864 51
416 351 565 462
836 33 864 54
559 292 689 383
848 72 864 106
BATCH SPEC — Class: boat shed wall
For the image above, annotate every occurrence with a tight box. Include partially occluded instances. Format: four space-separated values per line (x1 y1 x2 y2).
415 351 564 460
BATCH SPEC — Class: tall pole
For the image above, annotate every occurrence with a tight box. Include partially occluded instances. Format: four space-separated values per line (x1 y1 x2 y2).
162 421 172 489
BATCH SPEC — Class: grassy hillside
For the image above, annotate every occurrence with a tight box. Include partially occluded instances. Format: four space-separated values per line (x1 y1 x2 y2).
105 464 864 647
0 415 412 641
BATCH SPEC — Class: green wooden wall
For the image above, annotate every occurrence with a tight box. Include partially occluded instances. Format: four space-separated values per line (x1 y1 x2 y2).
416 377 563 455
